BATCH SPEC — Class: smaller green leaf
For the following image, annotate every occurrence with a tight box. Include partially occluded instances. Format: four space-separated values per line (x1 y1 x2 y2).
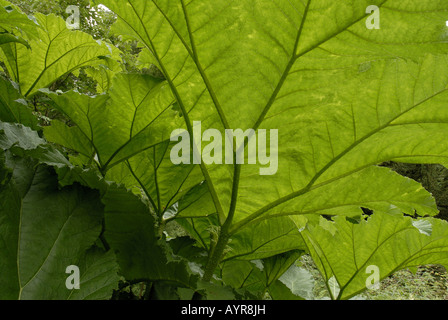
0 0 39 41
0 121 70 167
0 121 44 150
263 251 302 286
106 140 203 216
0 79 37 129
221 260 264 293
196 280 235 300
268 280 304 301
222 251 307 299
0 32 29 48
302 212 448 300
103 184 198 289
0 159 105 300
85 57 122 93
67 247 120 300
44 119 94 159
0 13 112 97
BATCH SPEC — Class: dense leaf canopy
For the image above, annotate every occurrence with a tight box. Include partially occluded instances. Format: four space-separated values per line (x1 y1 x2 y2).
1 0 448 300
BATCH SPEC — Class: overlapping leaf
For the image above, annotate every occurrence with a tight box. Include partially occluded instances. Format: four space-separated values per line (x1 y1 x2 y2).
0 79 37 129
0 12 114 97
44 73 181 170
176 215 307 261
301 212 448 300
0 0 39 47
103 184 198 289
84 57 122 93
221 251 312 300
66 247 119 300
0 121 70 167
0 156 116 299
106 140 203 216
0 120 120 300
96 0 448 232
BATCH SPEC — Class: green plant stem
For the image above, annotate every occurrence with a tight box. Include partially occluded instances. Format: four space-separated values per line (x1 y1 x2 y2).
157 218 166 238
202 231 230 282
202 164 241 281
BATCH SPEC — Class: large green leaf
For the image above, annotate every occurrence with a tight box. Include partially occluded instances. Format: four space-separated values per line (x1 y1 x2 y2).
44 73 181 170
105 139 203 217
0 0 40 47
95 0 448 230
55 0 448 286
302 212 448 300
0 157 115 299
231 165 439 231
0 121 119 300
1 0 448 299
0 12 113 97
